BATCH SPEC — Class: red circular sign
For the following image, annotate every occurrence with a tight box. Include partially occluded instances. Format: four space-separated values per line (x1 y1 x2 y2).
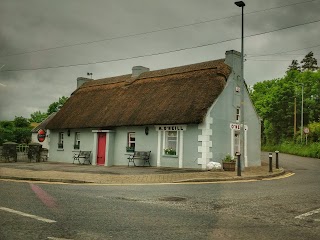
37 129 46 142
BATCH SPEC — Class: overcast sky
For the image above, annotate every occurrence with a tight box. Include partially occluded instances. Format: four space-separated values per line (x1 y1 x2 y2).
0 0 319 120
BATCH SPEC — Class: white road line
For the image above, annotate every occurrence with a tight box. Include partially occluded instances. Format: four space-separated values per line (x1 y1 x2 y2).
0 207 56 223
47 237 73 240
295 208 320 219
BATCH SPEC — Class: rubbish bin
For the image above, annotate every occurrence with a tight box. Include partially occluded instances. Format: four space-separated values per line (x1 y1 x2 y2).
28 143 42 162
2 142 18 162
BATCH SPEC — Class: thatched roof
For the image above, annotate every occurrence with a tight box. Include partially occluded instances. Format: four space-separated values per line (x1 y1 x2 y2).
46 59 231 129
31 112 57 133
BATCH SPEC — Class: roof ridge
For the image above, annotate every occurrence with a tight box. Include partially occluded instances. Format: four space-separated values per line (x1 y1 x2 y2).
80 59 226 89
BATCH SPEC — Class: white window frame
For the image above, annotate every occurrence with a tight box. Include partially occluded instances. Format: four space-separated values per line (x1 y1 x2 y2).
128 132 135 148
163 131 178 156
74 132 80 149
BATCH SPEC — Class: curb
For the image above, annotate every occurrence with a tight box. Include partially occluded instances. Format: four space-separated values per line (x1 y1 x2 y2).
0 169 287 184
173 168 287 183
0 175 94 184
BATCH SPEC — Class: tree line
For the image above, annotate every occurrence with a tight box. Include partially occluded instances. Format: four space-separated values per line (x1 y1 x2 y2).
0 96 68 145
250 51 320 145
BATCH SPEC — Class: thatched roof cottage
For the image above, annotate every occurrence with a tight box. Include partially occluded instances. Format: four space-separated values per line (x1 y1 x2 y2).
46 50 261 169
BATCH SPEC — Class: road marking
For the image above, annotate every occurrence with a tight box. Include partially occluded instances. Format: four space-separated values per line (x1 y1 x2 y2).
262 172 295 181
30 183 58 209
0 207 56 223
295 208 320 220
47 237 73 240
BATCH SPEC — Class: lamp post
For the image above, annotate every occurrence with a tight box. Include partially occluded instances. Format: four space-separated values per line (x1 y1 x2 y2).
235 1 245 170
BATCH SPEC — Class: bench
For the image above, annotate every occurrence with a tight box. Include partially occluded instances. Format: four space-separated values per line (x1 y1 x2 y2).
73 151 91 165
127 151 151 167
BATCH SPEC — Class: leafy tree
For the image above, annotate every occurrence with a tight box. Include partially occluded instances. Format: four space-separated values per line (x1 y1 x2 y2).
47 96 68 115
0 125 14 144
250 68 320 144
13 116 30 128
300 51 318 71
13 127 32 144
0 121 14 129
29 111 48 123
0 117 32 144
287 60 300 73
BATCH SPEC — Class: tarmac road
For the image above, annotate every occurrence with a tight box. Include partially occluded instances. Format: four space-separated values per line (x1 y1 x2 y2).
0 152 319 239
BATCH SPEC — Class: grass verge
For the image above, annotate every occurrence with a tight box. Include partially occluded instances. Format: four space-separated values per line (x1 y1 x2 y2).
262 142 320 158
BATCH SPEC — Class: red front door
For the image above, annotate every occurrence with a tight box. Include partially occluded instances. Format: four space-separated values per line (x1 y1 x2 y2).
97 133 106 165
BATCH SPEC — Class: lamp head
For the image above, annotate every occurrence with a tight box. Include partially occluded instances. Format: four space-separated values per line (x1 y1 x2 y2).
235 1 245 7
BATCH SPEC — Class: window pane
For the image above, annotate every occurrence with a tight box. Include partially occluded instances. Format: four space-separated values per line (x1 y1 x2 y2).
165 131 178 155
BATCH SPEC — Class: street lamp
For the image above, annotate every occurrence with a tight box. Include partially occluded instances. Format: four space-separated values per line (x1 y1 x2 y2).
235 1 245 170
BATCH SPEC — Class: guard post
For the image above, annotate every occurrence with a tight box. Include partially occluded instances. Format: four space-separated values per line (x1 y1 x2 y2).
275 150 279 169
269 152 273 173
236 152 241 176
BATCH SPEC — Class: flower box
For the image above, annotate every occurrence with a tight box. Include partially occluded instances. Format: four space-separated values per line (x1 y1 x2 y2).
126 146 135 152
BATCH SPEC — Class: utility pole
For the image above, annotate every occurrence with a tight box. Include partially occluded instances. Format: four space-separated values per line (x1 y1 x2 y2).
293 96 297 136
301 84 304 143
235 1 245 170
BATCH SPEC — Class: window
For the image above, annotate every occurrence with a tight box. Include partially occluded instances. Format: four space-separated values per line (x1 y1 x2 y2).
164 131 178 155
127 132 135 152
58 132 64 149
74 132 80 149
236 107 240 122
234 132 240 154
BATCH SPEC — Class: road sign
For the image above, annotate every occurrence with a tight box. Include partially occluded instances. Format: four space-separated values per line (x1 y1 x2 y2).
304 127 309 134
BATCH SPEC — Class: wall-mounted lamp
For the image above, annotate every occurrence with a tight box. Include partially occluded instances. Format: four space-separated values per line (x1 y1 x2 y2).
145 127 149 135
67 129 71 136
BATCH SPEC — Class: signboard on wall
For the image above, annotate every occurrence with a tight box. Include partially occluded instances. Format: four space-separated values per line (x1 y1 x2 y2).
156 125 187 131
37 129 46 142
230 123 248 131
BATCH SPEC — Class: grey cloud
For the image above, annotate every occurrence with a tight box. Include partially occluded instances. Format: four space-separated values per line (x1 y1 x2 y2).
0 0 319 120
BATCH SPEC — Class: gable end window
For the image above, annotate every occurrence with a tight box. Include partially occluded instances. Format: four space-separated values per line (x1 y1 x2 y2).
58 132 64 149
236 107 240 122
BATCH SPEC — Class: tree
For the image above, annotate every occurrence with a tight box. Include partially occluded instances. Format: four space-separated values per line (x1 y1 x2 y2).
13 116 30 128
250 68 320 144
300 51 318 71
47 96 68 115
0 117 32 144
286 60 300 73
30 111 48 123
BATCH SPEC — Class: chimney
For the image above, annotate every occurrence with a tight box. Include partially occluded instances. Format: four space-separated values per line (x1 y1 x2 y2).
77 77 91 88
131 66 150 78
225 50 241 75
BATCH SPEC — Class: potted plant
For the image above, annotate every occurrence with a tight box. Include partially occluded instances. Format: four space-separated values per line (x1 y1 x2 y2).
164 148 176 155
222 154 236 171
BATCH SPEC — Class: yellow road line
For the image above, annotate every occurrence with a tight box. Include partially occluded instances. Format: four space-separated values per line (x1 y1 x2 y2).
262 172 295 181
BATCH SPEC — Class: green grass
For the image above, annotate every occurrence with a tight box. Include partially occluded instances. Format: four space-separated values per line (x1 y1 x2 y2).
262 142 320 158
